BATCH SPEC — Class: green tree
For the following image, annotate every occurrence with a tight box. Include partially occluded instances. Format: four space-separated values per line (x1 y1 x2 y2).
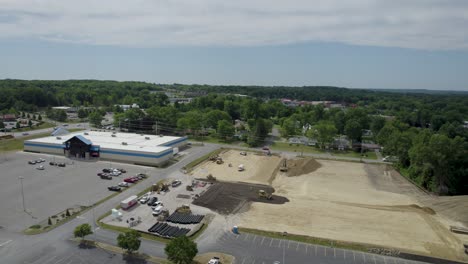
165 236 198 264
204 110 231 129
28 119 32 128
21 112 25 118
27 113 30 118
77 108 88 119
16 122 20 129
0 121 4 129
88 111 103 128
73 223 93 240
117 230 141 254
217 120 234 140
308 121 337 149
370 116 386 135
344 119 363 142
38 114 42 121
280 117 298 138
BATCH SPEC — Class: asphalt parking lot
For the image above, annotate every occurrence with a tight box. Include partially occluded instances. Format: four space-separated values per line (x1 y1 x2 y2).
208 231 431 264
0 151 156 232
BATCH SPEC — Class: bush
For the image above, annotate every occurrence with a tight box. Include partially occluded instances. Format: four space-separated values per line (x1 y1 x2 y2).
30 224 41 229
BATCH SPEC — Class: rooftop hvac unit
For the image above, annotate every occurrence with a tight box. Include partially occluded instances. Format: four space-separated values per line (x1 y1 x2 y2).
56 136 62 140
145 137 150 140
111 134 116 137
122 142 128 145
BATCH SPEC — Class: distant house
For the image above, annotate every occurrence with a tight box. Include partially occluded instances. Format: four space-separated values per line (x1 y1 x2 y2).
52 106 77 113
117 104 140 111
51 127 70 136
352 142 381 152
362 129 373 137
464 121 468 129
331 138 350 150
0 114 17 121
288 136 317 146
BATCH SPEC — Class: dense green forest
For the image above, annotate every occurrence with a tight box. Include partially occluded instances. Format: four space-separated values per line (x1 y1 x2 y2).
1 79 467 195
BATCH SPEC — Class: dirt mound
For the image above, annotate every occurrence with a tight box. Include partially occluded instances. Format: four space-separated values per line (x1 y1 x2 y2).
193 182 289 215
408 204 436 215
285 158 322 177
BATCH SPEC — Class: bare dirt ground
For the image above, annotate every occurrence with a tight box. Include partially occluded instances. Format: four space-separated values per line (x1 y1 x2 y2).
192 182 288 215
234 159 468 262
191 149 281 184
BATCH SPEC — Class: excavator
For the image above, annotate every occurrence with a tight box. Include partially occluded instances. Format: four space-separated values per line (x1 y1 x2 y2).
279 158 288 172
258 190 273 200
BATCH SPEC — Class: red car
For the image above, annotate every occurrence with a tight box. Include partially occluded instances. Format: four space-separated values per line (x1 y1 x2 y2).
124 177 138 183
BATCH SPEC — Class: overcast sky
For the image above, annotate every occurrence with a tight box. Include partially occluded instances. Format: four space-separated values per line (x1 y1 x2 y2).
1 0 468 90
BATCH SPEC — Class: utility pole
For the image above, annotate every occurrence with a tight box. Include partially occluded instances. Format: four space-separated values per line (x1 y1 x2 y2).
282 232 287 264
19 176 26 212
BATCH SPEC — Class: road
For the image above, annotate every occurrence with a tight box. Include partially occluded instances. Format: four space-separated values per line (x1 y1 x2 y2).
11 123 88 138
0 139 433 264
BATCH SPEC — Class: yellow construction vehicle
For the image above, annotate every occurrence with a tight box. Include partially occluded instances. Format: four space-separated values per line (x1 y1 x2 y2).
258 190 273 200
279 159 288 172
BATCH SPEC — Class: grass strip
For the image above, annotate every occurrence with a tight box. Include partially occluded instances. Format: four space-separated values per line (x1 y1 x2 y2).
183 148 224 172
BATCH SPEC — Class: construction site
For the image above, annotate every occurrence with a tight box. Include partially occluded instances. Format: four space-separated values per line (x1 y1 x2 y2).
190 149 468 262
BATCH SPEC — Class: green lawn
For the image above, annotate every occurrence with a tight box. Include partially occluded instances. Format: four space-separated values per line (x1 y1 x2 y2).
270 142 322 154
0 132 51 152
14 122 55 132
270 142 378 160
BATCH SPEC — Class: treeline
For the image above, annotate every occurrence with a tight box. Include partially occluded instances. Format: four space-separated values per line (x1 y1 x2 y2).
1 80 467 194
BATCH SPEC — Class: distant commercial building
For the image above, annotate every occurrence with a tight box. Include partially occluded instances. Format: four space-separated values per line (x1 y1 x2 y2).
24 131 187 166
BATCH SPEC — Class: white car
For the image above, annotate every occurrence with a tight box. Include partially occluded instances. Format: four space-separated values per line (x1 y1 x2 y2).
118 182 129 187
111 171 121 176
208 257 220 264
36 165 45 170
151 201 163 208
151 205 164 216
139 195 150 204
38 158 45 162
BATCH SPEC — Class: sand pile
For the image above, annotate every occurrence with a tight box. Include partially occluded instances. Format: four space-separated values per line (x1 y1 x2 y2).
286 158 321 177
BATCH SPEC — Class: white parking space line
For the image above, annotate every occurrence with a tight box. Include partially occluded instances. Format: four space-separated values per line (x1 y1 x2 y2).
373 255 377 264
305 244 308 254
0 240 12 247
363 253 366 263
260 237 265 246
334 247 336 258
324 247 327 256
251 259 255 264
52 255 70 264
343 250 346 260
296 242 300 251
269 238 274 247
315 245 317 256
384 256 387 264
241 257 246 264
236 234 240 240
278 239 282 248
252 235 257 243
244 234 250 241
353 251 356 262
288 240 291 249
32 255 57 264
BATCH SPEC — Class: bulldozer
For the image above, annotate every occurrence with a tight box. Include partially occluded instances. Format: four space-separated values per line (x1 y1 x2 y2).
258 190 273 200
279 158 288 172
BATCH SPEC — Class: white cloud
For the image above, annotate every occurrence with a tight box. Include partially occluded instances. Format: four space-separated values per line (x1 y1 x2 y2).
0 0 467 50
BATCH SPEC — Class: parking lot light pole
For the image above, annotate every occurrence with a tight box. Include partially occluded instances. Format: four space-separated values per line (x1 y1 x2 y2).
282 231 287 264
19 176 26 212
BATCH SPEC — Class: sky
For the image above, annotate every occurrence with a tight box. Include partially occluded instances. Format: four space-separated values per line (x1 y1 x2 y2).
1 0 468 90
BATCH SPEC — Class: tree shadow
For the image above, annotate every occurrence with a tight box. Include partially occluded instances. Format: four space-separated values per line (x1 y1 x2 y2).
77 240 97 249
122 253 149 264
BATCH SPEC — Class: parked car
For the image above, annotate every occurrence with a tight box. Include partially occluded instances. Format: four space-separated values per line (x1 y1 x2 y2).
171 180 182 187
151 201 163 208
107 186 121 192
208 257 220 264
124 177 138 183
136 173 147 178
151 205 164 216
240 151 247 156
39 158 45 162
49 161 56 166
147 197 158 206
28 160 36 165
100 174 112 180
35 159 43 163
102 168 111 173
262 146 270 150
117 168 126 173
110 171 121 176
118 182 130 187
139 195 150 204
36 165 45 170
22 132 29 136
57 163 66 167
